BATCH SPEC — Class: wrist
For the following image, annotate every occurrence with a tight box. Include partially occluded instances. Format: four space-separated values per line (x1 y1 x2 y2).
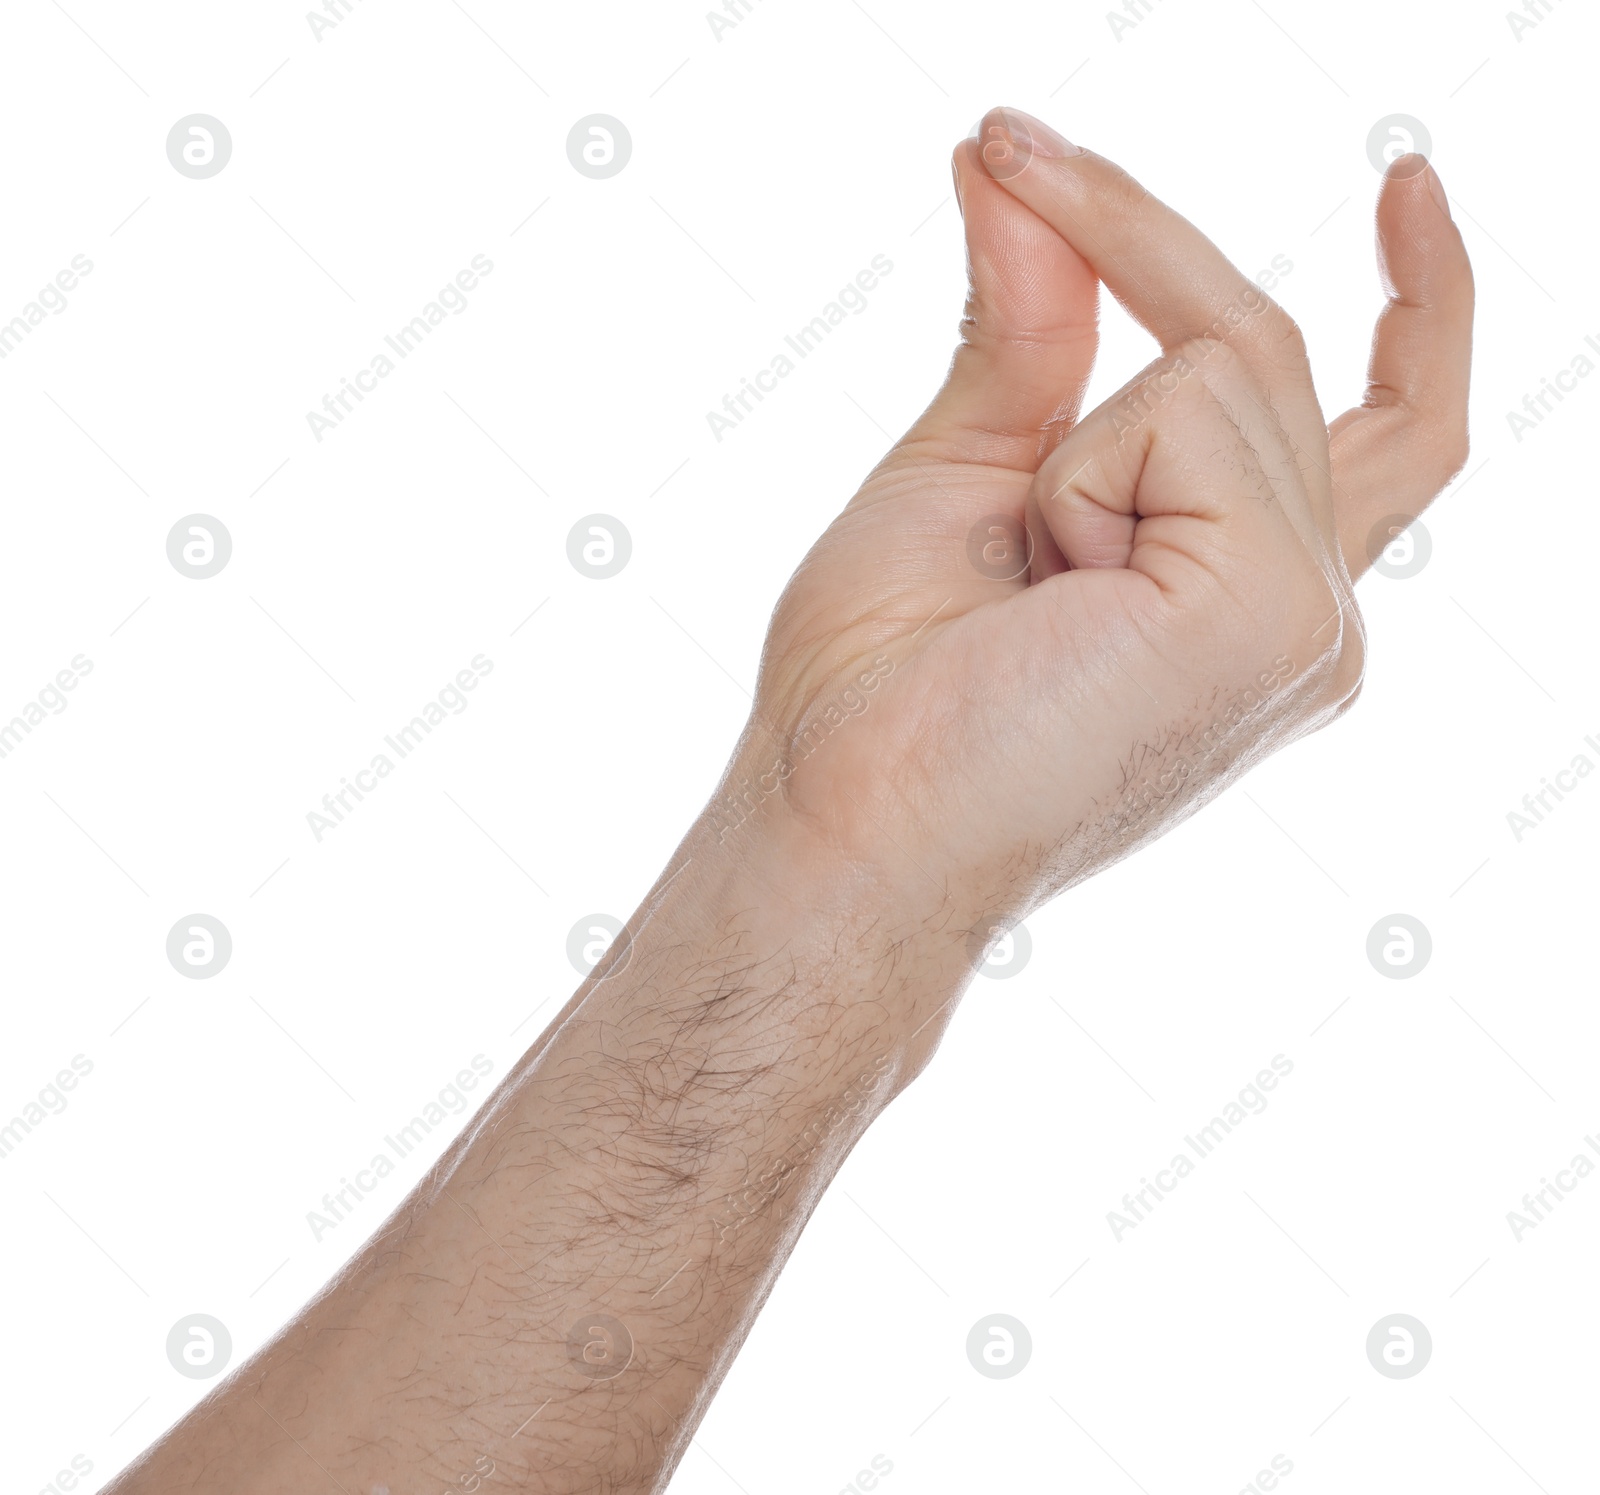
571 804 971 1104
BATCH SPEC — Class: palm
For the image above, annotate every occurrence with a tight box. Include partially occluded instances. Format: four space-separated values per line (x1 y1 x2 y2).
753 450 1186 905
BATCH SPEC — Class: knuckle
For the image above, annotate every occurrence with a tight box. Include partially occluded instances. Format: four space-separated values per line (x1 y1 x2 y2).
1258 307 1309 366
1100 162 1155 225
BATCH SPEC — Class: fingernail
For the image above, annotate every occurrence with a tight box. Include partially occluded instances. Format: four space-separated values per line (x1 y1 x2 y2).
1388 152 1451 220
1425 163 1452 220
976 106 1082 181
999 107 1081 160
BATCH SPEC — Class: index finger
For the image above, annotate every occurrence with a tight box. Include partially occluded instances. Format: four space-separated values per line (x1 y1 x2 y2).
974 107 1317 402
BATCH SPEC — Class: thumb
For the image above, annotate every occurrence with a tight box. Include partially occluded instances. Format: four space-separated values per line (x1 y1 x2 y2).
898 134 1100 471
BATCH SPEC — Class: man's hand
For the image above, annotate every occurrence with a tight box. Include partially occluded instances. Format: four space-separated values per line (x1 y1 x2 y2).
721 106 1472 969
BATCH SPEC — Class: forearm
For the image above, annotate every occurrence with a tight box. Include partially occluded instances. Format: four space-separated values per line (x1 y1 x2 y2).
109 814 966 1495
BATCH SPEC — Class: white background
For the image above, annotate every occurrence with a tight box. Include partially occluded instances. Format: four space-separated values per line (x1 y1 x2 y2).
2 0 1595 1490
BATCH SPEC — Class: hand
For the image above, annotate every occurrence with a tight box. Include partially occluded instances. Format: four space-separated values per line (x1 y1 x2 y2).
715 107 1473 952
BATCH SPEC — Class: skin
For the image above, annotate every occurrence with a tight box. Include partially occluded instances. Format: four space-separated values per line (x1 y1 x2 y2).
105 107 1473 1494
